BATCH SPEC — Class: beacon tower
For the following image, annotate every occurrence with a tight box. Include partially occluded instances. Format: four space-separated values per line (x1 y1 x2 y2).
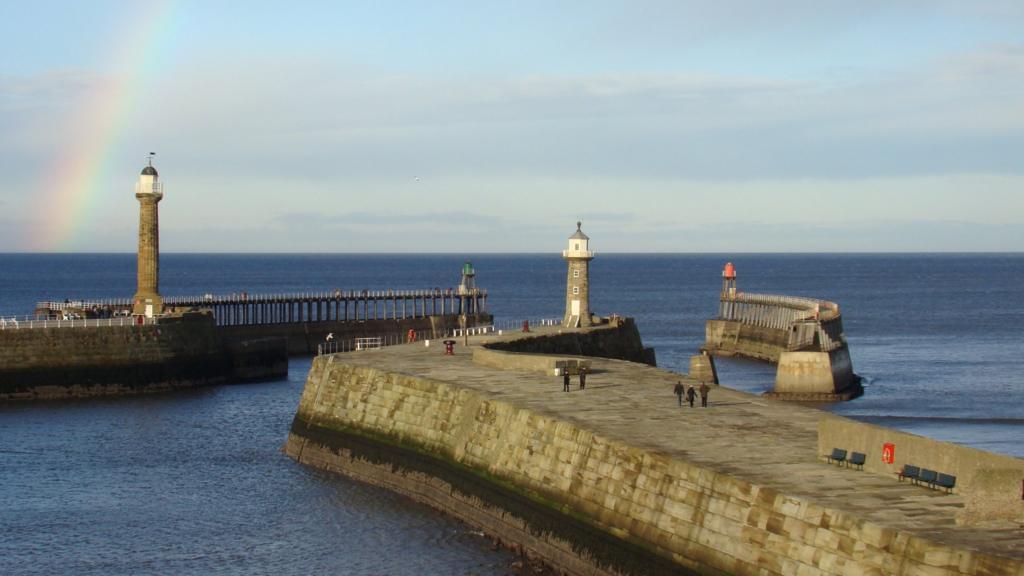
132 156 164 318
458 261 477 314
721 261 737 298
719 262 737 321
562 222 594 327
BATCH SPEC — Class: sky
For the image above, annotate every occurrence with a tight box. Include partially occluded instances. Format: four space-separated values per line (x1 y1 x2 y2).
1 1 1022 252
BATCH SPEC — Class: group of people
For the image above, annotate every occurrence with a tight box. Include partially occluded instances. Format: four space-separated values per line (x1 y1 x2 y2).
674 381 710 408
557 367 710 408
562 366 587 392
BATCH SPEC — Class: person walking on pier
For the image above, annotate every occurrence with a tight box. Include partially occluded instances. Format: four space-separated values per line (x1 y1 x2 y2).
579 366 587 390
674 381 684 406
563 371 570 392
686 384 696 407
699 382 710 407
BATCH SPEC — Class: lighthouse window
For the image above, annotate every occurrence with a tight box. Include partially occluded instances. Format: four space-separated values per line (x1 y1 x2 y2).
573 286 580 295
573 269 580 278
574 243 579 250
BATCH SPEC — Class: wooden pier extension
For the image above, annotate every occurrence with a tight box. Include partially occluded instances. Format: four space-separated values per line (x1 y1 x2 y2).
35 287 491 356
37 287 487 327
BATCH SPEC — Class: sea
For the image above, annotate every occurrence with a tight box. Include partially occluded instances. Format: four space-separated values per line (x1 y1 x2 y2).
1 253 1021 575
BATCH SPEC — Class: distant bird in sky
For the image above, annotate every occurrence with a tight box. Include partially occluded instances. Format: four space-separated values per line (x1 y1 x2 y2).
414 177 420 182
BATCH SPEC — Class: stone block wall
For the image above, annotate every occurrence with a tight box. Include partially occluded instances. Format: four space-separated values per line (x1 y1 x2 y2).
688 353 718 385
485 318 655 366
224 337 289 381
288 358 1024 576
0 317 228 399
218 314 492 355
775 348 855 395
0 315 287 400
704 320 789 363
472 347 588 374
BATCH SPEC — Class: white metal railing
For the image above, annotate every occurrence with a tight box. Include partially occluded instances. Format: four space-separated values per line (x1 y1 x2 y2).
451 325 495 337
314 320 544 356
561 249 595 258
0 316 157 330
722 292 837 312
355 337 382 350
492 317 561 332
35 300 132 312
161 288 486 304
35 288 489 310
317 332 411 355
718 291 847 352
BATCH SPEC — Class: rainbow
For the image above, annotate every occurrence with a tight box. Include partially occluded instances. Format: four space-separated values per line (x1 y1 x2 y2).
34 1 179 251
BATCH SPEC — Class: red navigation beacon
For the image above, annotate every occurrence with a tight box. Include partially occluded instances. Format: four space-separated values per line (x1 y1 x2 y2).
722 262 737 298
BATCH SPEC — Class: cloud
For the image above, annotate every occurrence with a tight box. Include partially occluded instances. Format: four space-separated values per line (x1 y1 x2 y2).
270 210 507 232
130 53 1023 184
575 212 637 224
6 46 1023 187
3 37 1024 252
149 216 1024 254
0 71 102 154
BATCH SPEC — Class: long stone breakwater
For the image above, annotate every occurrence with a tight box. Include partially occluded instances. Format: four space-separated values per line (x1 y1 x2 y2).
286 320 1024 576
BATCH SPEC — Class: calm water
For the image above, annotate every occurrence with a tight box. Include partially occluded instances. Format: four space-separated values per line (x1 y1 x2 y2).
1 253 1022 575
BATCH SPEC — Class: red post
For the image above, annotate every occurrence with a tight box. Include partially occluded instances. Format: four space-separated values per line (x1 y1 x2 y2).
522 320 530 332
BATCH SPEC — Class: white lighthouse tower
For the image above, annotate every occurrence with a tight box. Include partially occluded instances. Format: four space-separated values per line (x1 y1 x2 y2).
562 221 594 327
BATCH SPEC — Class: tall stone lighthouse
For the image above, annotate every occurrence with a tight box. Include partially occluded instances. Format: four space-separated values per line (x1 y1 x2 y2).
132 155 164 318
562 221 594 328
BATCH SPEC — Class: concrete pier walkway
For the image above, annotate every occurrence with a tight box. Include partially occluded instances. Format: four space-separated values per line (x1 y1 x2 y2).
333 326 1024 563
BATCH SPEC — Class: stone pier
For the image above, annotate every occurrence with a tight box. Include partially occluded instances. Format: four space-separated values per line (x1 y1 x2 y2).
286 323 1024 576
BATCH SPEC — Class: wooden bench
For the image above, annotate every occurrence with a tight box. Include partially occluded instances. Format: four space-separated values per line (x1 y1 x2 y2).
848 452 866 470
825 448 847 466
918 468 938 488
